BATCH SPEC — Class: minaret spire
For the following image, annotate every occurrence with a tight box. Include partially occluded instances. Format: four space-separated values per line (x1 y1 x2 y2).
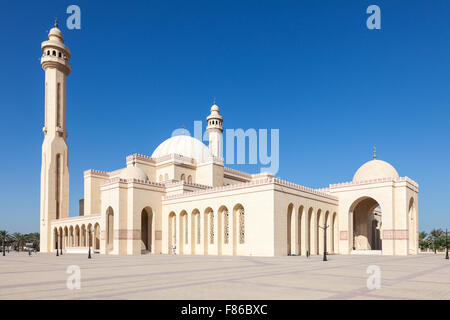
40 24 71 252
206 100 223 158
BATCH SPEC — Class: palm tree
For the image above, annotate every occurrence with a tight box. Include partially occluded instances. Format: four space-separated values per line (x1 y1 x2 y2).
419 231 428 251
12 232 26 252
0 230 9 255
26 233 40 251
428 229 444 253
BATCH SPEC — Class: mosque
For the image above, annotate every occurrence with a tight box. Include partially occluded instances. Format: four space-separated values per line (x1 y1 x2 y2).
39 23 419 256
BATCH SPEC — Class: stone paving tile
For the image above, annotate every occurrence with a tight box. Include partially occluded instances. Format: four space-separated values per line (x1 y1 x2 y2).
0 252 449 299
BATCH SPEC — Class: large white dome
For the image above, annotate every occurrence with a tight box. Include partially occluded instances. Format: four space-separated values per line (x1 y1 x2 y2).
353 159 399 182
152 135 213 163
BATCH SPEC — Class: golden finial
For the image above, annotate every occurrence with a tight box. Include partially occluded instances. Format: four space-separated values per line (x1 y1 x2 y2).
213 97 216 105
373 146 377 159
182 124 186 135
54 17 58 28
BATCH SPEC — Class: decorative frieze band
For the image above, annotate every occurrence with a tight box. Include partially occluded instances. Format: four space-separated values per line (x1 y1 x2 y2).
100 229 162 241
382 229 408 240
329 176 419 189
163 177 338 201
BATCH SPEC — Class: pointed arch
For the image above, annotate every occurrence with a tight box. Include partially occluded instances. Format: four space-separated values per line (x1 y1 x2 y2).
316 209 323 255
168 211 176 252
332 212 338 253
94 223 100 250
287 203 294 255
87 223 93 247
81 225 86 247
217 205 229 255
106 206 114 252
204 207 214 255
298 205 304 255
141 207 153 252
179 210 188 254
75 225 80 247
408 197 417 254
191 209 200 254
349 196 382 251
69 225 74 247
307 208 314 255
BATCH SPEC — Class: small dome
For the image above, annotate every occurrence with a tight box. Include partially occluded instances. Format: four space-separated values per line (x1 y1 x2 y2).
120 166 148 181
152 135 213 163
48 27 64 42
211 103 219 112
353 159 399 182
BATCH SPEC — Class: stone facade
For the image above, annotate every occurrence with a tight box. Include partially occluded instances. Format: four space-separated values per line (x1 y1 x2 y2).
39 25 419 256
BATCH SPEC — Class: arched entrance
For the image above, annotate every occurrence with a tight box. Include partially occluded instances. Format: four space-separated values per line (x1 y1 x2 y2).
349 197 382 252
307 208 314 255
287 203 294 255
94 223 100 250
75 225 80 246
141 207 153 253
53 228 58 250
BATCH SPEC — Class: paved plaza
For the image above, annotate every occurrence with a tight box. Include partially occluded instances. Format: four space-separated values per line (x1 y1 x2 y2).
0 252 449 299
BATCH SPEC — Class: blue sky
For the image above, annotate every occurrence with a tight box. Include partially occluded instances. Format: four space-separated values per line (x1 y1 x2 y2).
0 0 449 233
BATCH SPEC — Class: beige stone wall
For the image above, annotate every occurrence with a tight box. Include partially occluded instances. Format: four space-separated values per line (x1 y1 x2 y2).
83 170 109 215
274 185 339 256
162 182 275 257
196 162 224 187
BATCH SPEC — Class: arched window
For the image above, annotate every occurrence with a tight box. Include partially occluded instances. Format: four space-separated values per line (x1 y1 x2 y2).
52 50 56 56
159 174 163 182
224 209 229 244
239 208 245 244
187 175 192 183
197 213 201 244
210 210 214 244
164 173 169 181
181 174 185 182
58 52 62 58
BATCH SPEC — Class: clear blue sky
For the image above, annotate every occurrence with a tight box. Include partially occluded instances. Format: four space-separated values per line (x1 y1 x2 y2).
0 0 449 233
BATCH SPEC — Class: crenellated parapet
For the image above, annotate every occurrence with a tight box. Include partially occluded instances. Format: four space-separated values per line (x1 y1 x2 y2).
329 176 419 192
163 177 338 201
84 169 110 177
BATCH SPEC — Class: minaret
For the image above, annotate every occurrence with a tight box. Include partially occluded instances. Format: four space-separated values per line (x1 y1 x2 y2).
40 19 71 252
206 99 223 158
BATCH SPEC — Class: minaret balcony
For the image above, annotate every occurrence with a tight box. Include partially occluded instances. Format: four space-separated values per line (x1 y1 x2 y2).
40 56 71 74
